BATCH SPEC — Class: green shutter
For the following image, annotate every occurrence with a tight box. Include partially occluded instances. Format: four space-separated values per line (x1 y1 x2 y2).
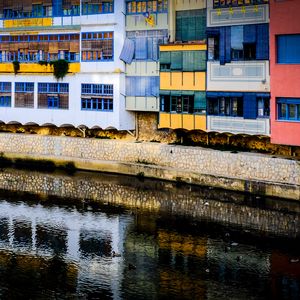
160 51 171 64
171 52 182 70
160 90 170 95
194 92 206 110
183 51 194 71
182 91 194 96
194 51 207 71
171 91 182 96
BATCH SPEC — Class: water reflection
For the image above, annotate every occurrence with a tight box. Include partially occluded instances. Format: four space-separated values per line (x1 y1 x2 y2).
0 189 299 299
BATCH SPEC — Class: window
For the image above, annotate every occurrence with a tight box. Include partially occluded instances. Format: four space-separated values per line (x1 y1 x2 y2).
176 9 206 42
15 83 34 108
277 35 300 64
38 83 69 109
126 30 168 62
0 96 11 107
208 24 269 63
160 92 206 114
0 33 80 63
126 1 167 14
213 0 269 8
257 97 269 117
208 97 243 117
48 97 59 109
81 83 113 111
81 32 113 61
82 0 114 15
159 51 206 72
277 98 300 121
126 77 159 97
0 82 11 93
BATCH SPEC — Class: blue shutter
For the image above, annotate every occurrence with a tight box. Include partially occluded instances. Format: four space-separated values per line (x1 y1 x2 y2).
243 93 257 119
243 25 256 44
135 37 147 60
219 27 226 65
219 27 231 65
225 27 231 63
256 24 269 60
277 35 300 63
119 38 135 64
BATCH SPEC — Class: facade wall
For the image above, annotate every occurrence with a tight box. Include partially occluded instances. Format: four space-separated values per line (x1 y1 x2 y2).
0 0 135 130
206 1 270 136
270 0 300 146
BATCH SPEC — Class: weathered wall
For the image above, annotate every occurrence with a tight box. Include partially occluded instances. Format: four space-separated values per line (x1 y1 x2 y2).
0 133 299 200
0 169 299 238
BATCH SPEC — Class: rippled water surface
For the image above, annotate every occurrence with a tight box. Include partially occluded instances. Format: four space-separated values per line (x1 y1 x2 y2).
0 171 299 300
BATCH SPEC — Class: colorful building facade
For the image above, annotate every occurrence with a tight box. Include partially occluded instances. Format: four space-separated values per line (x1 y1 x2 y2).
206 0 270 135
0 0 135 130
270 0 300 146
122 0 168 112
158 0 207 131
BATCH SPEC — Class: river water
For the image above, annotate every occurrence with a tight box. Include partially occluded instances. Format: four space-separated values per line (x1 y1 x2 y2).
0 170 299 299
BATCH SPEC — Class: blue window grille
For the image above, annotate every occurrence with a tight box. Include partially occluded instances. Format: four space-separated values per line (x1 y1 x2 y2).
277 34 300 64
81 32 113 61
0 96 11 107
48 97 60 109
0 33 80 63
213 0 269 8
15 82 34 93
82 0 114 15
277 98 300 121
81 98 113 111
126 0 168 14
81 83 113 111
38 83 69 94
1 1 80 19
81 84 113 96
0 82 11 93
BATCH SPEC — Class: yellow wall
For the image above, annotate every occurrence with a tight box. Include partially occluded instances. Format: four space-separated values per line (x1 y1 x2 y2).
160 72 206 91
159 113 206 131
160 44 207 52
0 63 80 74
3 18 52 28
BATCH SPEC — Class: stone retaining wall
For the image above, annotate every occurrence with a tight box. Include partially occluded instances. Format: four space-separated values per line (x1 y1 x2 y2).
0 169 299 238
0 133 299 200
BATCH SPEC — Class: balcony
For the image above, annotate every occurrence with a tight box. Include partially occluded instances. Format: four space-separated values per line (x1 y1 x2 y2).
207 61 270 92
207 3 269 27
159 113 206 131
207 116 270 136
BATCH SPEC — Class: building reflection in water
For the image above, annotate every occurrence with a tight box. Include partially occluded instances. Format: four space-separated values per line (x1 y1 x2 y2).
0 194 299 299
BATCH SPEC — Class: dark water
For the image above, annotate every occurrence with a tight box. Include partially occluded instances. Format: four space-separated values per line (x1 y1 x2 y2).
0 174 299 300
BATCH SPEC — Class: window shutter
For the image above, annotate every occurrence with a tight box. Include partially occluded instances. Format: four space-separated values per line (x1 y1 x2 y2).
119 38 135 64
243 93 257 119
243 25 256 44
194 92 206 110
183 51 194 71
171 52 182 70
135 37 147 60
160 51 171 64
194 51 206 71
256 24 269 60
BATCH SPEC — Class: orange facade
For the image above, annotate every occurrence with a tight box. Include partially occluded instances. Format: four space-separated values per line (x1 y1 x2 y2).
270 0 300 146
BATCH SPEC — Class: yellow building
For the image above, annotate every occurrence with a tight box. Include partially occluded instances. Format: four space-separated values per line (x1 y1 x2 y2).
158 43 207 131
158 0 207 131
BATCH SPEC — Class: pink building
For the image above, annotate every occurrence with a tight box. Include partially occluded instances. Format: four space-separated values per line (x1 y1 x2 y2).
270 0 300 146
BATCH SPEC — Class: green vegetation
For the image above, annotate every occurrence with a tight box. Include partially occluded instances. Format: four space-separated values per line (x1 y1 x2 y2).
49 59 69 80
12 60 20 75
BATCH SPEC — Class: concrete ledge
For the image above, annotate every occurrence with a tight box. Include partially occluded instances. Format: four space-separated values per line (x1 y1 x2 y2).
3 152 300 201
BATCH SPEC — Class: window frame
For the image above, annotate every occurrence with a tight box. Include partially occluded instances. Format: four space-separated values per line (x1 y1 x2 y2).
277 98 300 122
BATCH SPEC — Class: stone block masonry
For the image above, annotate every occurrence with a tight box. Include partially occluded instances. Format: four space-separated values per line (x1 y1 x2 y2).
0 133 299 200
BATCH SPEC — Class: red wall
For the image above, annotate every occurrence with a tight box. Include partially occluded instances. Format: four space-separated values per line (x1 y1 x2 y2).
270 0 300 146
